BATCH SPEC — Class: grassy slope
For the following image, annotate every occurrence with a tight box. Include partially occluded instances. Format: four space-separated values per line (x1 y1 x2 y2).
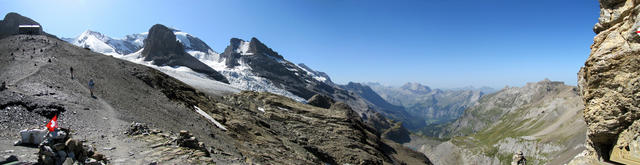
449 91 585 164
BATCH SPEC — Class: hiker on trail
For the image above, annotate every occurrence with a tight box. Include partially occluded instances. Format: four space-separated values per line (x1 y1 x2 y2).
511 151 526 165
0 81 6 91
69 67 74 79
88 79 95 97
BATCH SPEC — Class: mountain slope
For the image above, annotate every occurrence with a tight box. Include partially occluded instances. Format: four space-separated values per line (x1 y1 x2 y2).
0 13 432 164
431 79 578 138
415 80 585 165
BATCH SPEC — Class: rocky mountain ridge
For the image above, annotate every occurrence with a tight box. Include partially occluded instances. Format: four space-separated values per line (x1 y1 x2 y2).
62 25 414 139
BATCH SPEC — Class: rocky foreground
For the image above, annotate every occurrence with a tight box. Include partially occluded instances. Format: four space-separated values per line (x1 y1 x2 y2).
0 13 431 164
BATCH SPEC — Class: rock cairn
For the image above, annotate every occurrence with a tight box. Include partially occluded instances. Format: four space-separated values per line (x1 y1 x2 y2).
37 128 108 165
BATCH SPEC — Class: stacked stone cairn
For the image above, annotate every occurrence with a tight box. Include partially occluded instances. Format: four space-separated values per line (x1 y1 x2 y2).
177 130 209 156
37 128 108 165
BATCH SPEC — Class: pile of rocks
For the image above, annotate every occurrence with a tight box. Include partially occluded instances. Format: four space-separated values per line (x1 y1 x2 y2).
177 130 209 156
125 122 150 135
37 128 108 165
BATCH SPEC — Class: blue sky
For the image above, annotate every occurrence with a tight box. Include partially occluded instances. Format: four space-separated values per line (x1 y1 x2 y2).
1 0 600 89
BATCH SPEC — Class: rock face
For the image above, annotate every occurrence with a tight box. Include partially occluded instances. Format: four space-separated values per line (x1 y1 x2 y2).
141 24 228 83
219 37 330 99
574 0 640 163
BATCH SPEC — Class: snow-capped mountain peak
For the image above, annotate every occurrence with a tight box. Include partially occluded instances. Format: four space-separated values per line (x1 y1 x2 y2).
63 29 143 55
62 27 335 102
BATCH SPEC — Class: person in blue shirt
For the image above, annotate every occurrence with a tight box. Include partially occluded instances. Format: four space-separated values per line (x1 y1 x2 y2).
88 79 95 97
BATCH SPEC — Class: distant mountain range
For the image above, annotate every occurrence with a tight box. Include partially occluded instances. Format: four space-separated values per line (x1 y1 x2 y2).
412 80 586 165
366 82 494 131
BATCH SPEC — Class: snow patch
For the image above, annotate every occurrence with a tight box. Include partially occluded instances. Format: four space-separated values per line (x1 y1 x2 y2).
194 106 227 131
258 107 265 113
189 49 306 102
277 107 290 111
174 31 191 48
110 49 240 95
236 41 252 55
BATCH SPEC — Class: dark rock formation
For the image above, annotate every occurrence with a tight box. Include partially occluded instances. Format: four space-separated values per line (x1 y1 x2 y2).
141 24 228 83
0 12 42 39
307 94 335 109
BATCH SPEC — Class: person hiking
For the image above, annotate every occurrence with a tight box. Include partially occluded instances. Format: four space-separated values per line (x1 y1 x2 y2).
0 81 6 91
69 67 74 79
88 79 95 98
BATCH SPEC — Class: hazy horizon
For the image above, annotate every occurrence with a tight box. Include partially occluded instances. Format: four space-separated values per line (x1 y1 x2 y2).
1 0 598 89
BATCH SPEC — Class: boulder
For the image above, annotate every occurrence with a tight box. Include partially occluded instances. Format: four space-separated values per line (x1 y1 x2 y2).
307 94 335 109
17 129 47 145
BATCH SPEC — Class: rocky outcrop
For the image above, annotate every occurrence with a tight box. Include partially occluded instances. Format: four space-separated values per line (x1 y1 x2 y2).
307 94 335 109
218 91 433 164
141 24 228 83
0 12 42 39
381 122 411 144
574 0 640 163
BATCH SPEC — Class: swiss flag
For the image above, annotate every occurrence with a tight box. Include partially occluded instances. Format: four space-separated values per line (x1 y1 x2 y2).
46 115 58 132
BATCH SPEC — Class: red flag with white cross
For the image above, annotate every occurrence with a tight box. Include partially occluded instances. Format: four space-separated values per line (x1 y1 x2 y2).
46 115 58 132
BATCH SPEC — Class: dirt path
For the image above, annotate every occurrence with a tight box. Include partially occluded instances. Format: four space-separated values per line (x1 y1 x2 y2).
94 98 139 164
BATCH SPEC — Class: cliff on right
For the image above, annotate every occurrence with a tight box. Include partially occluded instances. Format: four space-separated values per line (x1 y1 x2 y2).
571 0 640 164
